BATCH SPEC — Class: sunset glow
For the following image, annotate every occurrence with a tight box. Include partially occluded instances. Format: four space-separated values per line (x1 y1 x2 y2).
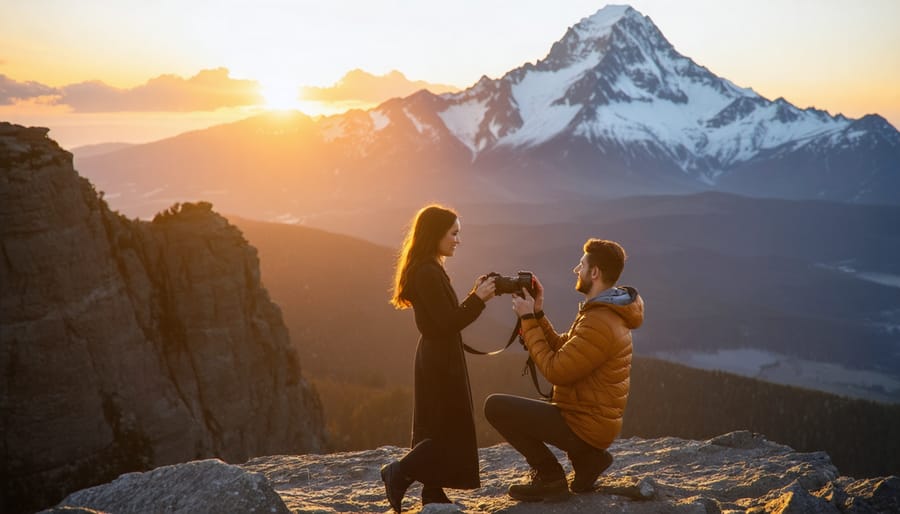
1 0 897 149
260 80 302 111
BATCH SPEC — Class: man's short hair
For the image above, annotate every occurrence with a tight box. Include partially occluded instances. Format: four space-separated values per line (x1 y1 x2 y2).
584 239 627 285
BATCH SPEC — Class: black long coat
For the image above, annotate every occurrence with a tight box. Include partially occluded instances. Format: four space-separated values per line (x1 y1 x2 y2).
408 260 485 489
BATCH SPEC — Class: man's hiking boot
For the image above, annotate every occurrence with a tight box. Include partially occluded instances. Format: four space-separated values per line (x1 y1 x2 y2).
508 468 569 502
380 461 413 513
569 448 613 493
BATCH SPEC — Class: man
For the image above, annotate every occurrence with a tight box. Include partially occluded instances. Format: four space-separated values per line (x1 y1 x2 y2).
484 238 644 501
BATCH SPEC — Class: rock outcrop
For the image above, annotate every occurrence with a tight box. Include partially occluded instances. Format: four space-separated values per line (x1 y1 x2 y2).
47 432 899 513
45 460 289 514
0 123 326 513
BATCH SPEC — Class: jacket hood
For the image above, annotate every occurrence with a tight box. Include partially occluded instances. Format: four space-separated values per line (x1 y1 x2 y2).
582 286 644 329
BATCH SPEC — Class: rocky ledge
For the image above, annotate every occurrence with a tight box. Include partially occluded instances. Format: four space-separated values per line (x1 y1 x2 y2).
47 431 899 513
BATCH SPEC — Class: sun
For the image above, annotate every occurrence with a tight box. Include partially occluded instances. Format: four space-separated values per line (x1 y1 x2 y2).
260 80 302 111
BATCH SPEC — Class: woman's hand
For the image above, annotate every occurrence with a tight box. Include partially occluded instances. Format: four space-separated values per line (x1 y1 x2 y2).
473 274 496 302
532 274 545 313
511 288 535 317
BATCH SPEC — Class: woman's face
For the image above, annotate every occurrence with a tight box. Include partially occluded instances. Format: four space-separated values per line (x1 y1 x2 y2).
437 219 461 258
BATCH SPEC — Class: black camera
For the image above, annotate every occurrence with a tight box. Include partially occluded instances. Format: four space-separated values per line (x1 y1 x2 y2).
488 271 535 297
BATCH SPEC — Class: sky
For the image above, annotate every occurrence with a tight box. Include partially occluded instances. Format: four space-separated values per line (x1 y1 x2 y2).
2 0 898 149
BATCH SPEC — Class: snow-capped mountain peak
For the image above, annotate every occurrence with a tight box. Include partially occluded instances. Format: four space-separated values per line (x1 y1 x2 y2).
576 4 633 36
414 3 882 187
538 5 635 71
301 4 899 204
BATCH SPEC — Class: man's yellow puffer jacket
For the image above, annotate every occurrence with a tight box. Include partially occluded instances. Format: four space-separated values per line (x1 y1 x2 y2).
520 286 644 449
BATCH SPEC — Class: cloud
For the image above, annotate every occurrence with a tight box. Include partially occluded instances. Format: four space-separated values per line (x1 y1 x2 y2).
301 69 459 104
0 74 59 104
59 68 264 112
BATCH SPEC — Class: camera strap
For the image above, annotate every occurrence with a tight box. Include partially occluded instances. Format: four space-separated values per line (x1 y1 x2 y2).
463 318 553 400
524 357 553 400
461 317 522 356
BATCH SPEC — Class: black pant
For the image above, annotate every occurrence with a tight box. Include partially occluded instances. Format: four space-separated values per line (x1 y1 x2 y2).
484 393 597 475
397 438 443 485
396 439 453 501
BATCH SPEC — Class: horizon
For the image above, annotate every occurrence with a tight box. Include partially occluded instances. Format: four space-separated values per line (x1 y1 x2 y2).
2 0 899 149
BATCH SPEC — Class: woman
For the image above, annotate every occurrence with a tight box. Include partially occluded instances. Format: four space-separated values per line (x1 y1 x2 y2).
382 204 496 512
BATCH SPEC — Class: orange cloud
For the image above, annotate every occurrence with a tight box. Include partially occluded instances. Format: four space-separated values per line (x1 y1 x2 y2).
0 74 59 104
59 68 264 112
301 69 459 104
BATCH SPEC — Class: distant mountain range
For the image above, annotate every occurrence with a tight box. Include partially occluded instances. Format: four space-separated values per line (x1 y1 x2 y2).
74 5 899 224
70 142 135 159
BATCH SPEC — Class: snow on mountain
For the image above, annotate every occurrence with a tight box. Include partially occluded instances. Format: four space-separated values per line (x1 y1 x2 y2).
502 52 596 147
437 97 489 153
369 109 390 131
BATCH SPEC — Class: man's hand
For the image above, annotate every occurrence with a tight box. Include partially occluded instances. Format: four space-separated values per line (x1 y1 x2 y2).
512 287 535 317
532 274 545 313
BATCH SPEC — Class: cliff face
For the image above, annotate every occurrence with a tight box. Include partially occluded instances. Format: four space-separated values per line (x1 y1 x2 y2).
0 122 326 513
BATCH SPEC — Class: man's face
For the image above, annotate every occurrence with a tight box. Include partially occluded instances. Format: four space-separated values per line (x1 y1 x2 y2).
573 253 593 294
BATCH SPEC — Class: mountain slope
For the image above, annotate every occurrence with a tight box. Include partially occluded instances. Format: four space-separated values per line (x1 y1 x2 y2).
71 142 136 159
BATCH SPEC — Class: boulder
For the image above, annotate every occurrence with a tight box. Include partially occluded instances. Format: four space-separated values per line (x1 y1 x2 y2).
47 459 289 514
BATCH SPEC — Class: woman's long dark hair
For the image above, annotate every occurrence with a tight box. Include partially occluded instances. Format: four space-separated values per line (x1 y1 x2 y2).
391 204 458 309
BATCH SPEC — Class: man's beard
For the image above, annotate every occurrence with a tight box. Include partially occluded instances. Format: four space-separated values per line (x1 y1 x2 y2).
576 274 592 294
